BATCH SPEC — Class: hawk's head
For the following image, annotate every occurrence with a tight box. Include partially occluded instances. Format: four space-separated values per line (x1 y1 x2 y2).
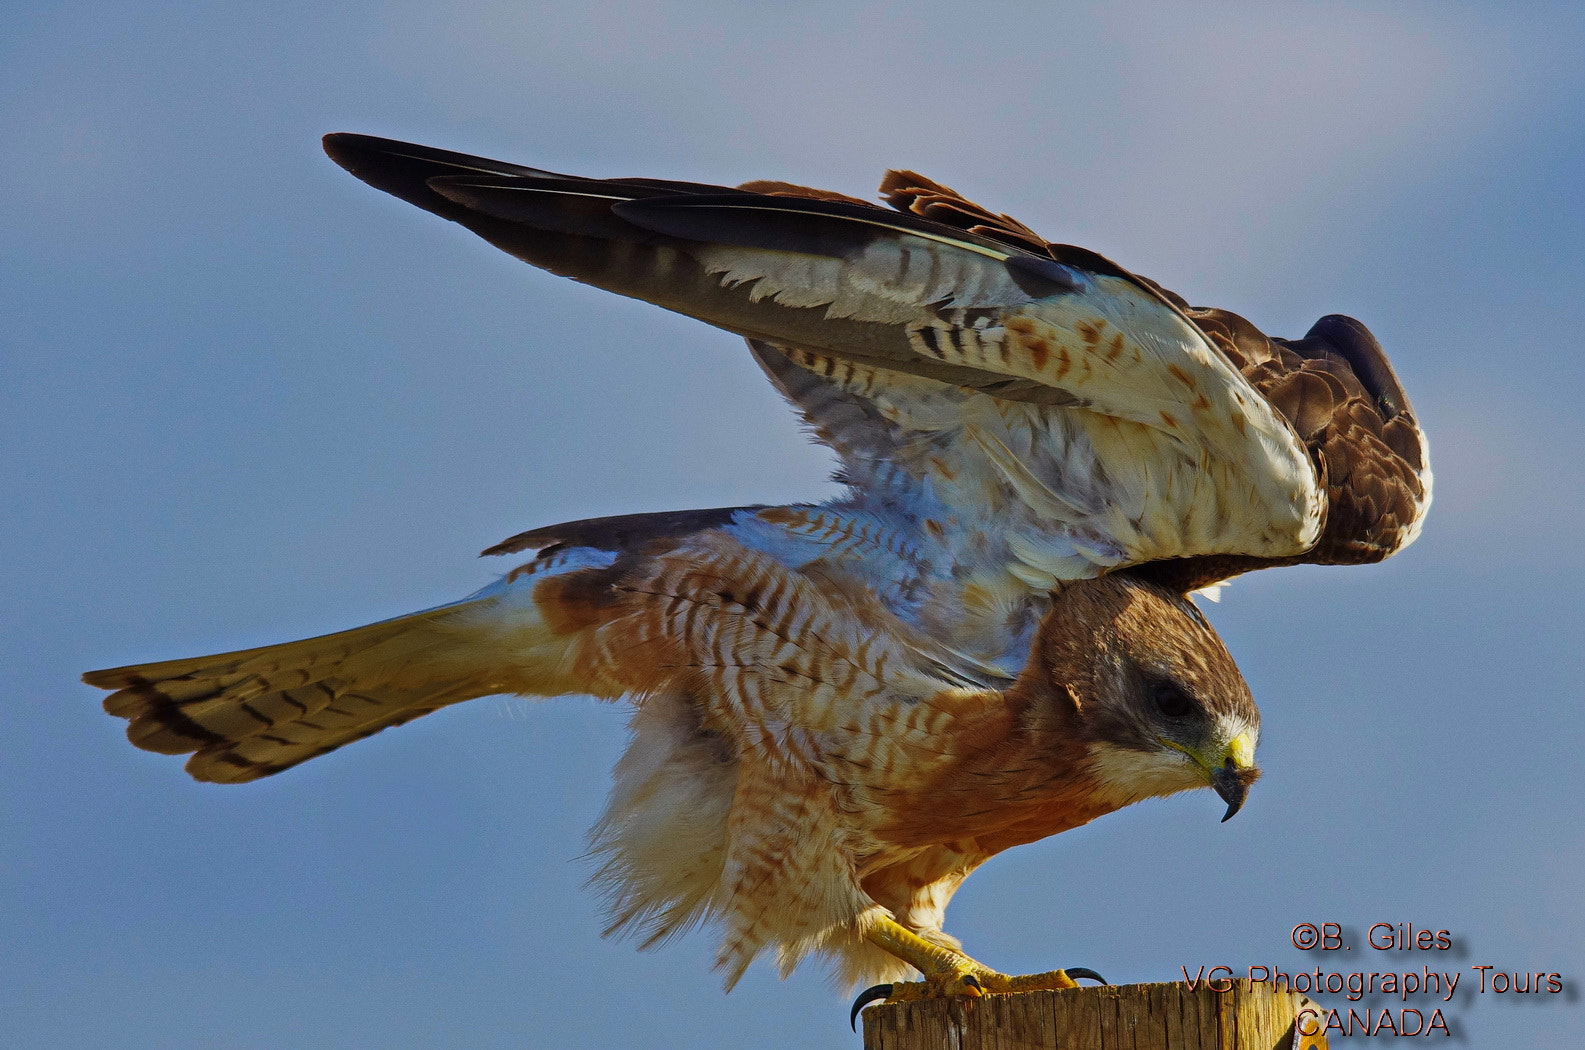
1030 573 1261 821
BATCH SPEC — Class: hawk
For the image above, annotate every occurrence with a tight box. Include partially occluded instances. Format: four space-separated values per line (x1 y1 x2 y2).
85 134 1430 1004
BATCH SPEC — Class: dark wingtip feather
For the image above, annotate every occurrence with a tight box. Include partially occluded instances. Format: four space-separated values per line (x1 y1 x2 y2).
322 132 566 219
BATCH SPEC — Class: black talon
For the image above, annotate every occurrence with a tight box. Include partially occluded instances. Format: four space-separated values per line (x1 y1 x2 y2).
1064 967 1108 985
849 984 894 1031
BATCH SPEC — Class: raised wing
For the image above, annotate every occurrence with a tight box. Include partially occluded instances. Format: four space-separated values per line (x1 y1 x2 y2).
323 134 1338 579
328 134 1079 399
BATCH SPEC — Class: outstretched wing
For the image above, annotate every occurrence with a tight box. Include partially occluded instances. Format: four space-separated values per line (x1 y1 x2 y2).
325 133 1331 582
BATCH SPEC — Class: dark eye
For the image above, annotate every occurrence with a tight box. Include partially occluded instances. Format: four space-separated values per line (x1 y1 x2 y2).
1153 683 1195 719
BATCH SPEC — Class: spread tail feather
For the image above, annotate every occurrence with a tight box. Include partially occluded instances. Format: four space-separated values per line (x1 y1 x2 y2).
87 513 766 785
86 597 524 783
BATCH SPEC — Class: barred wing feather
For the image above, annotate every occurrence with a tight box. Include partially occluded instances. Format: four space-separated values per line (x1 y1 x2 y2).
324 133 1325 577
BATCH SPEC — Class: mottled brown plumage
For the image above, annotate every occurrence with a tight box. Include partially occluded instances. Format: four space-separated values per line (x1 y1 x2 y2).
864 171 1430 591
85 134 1428 996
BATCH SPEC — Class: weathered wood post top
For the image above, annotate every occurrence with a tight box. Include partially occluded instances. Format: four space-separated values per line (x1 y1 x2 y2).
860 980 1327 1050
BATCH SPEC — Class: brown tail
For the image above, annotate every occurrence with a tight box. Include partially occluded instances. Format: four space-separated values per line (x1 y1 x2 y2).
85 599 518 783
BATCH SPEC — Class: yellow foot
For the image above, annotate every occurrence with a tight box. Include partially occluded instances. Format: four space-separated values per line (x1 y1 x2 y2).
973 967 1107 994
849 914 1109 1028
849 963 1107 1028
884 969 989 1003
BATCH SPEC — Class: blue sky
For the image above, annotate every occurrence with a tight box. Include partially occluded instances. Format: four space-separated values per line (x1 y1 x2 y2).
4 2 1582 1046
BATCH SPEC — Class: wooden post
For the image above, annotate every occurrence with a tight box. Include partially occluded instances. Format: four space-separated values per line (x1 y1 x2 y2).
860 980 1328 1050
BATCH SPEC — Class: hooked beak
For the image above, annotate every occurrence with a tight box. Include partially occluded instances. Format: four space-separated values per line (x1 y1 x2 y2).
1212 763 1253 821
1211 731 1259 822
1157 729 1261 821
